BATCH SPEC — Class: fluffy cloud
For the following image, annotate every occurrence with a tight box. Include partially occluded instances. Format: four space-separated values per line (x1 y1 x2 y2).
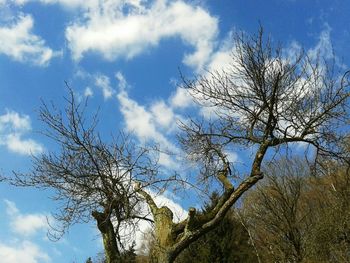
4 199 50 236
95 74 115 99
118 88 162 141
5 134 43 156
0 110 31 130
84 87 93 97
116 72 181 168
7 0 218 70
169 87 193 109
150 101 176 129
117 85 180 170
206 36 234 72
64 0 218 70
1 200 51 263
117 73 170 142
308 25 333 61
0 241 50 263
0 14 59 66
0 110 43 155
75 70 118 100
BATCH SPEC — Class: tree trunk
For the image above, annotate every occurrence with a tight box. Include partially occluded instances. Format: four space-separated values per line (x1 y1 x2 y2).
92 211 121 263
150 207 176 263
101 220 120 263
150 248 172 263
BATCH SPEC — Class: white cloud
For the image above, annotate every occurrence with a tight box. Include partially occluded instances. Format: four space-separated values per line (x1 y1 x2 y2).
168 31 236 117
115 71 128 90
4 199 50 237
117 87 180 169
0 200 52 262
95 74 115 99
0 241 50 263
206 39 233 72
158 151 178 170
199 105 219 120
12 0 30 5
117 73 163 142
12 213 48 237
0 14 59 66
7 0 218 70
308 25 333 61
306 25 346 70
84 87 93 97
64 0 218 70
284 40 302 61
75 70 117 100
0 110 31 130
0 110 43 155
150 101 175 129
8 0 87 8
4 199 19 215
118 88 160 141
170 87 193 109
5 134 44 155
116 72 181 168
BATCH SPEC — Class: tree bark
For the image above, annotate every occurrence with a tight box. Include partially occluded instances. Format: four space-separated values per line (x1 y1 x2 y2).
135 184 176 263
92 211 121 263
149 206 176 263
150 248 172 263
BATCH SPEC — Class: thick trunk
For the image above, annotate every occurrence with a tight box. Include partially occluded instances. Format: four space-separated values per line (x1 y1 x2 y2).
101 220 120 263
150 207 176 263
155 207 175 247
136 147 267 263
150 248 172 263
92 211 121 263
135 185 177 263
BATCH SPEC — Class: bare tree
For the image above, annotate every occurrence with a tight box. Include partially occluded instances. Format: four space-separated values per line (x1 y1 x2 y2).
307 162 350 262
7 26 350 263
135 27 350 262
10 91 158 263
240 157 350 263
241 158 312 262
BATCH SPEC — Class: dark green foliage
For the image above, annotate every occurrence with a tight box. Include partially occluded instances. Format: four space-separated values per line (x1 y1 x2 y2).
175 192 258 263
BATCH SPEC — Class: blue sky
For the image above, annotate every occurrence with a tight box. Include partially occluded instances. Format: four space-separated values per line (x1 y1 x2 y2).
0 0 349 262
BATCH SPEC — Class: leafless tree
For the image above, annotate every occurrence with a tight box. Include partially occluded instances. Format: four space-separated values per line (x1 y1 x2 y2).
241 157 350 263
241 158 312 263
7 26 350 263
307 162 350 262
135 27 350 262
10 91 159 263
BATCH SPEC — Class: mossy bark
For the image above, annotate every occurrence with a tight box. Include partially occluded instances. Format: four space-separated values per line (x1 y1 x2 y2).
150 207 176 263
93 211 121 263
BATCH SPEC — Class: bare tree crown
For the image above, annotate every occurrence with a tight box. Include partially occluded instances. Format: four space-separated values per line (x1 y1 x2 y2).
181 27 350 184
12 90 158 243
